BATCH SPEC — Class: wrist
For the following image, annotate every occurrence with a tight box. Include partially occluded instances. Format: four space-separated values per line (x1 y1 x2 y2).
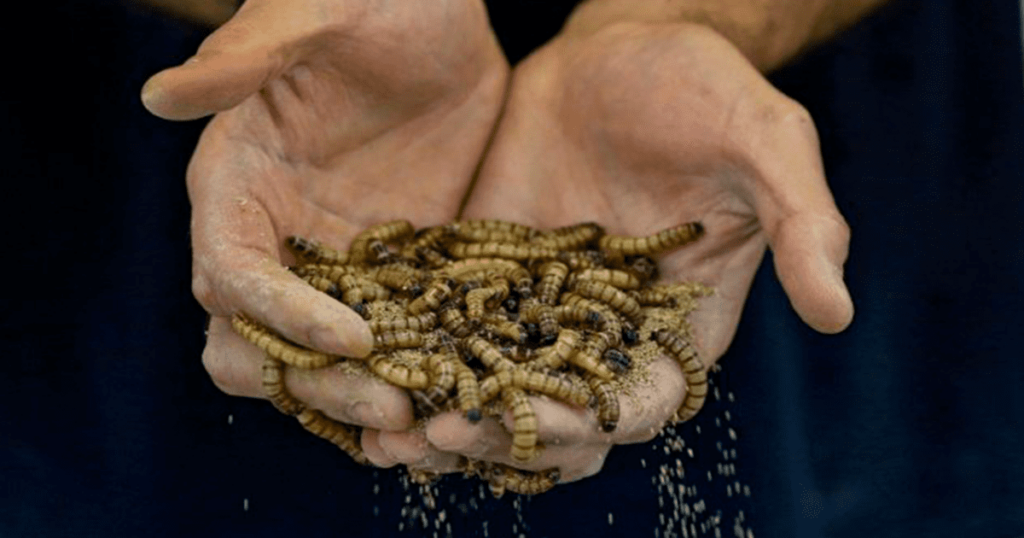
561 0 888 72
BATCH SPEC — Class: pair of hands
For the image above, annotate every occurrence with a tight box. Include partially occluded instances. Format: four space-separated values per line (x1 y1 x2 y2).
142 0 853 482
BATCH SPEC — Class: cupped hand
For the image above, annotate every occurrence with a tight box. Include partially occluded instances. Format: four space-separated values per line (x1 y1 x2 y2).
142 0 508 437
373 21 853 481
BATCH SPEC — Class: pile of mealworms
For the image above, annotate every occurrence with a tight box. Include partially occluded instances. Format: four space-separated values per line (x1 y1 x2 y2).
230 219 710 497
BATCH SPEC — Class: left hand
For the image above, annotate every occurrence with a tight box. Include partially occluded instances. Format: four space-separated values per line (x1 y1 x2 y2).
369 21 854 482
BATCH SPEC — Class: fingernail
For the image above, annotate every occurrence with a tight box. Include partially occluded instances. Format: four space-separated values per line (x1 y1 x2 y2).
313 323 373 358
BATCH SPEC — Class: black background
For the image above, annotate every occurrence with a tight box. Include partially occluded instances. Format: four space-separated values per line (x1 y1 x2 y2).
1 1 1021 536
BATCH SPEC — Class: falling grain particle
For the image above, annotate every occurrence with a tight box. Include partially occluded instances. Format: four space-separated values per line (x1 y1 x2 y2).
724 410 731 421
227 414 233 425
243 498 249 511
728 428 737 441
641 458 647 468
743 485 751 497
608 512 614 525
727 392 735 402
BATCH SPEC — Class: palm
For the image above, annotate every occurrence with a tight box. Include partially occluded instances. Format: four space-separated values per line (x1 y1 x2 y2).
188 1 508 284
465 24 791 361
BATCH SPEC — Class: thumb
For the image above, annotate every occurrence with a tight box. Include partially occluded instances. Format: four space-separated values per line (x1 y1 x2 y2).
141 1 285 120
747 101 854 334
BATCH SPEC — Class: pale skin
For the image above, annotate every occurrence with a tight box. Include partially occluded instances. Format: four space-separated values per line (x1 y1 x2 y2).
144 0 886 481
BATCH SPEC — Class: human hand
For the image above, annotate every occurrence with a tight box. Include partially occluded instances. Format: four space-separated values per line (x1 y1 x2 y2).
370 21 853 481
141 0 508 440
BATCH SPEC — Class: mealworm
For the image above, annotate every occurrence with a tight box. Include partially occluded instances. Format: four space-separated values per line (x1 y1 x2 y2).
368 312 437 333
349 220 415 263
413 246 450 269
568 331 618 380
406 277 453 315
519 298 558 343
231 315 337 369
528 328 581 371
553 304 604 328
480 314 527 344
567 268 642 290
447 241 559 261
455 226 526 244
458 219 536 239
297 273 340 297
367 354 429 389
366 239 395 265
463 335 516 372
261 356 306 416
438 302 472 337
631 287 678 308
587 375 620 433
285 235 350 266
529 222 603 250
556 249 605 271
502 387 540 463
598 221 704 257
621 320 640 346
571 280 644 325
626 255 659 282
652 329 708 422
603 347 632 374
399 224 458 259
367 264 427 295
292 263 363 284
373 330 424 351
422 351 455 397
502 467 560 496
453 361 482 423
296 409 369 465
478 367 590 407
535 261 569 305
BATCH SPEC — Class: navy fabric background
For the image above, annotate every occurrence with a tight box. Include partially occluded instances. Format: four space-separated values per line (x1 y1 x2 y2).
1 1 1021 537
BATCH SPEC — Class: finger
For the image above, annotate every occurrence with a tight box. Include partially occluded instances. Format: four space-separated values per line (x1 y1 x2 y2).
745 98 854 333
361 429 399 468
141 0 285 120
203 316 413 431
375 430 464 473
424 413 609 482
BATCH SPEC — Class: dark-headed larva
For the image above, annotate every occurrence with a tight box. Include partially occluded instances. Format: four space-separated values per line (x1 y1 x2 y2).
587 375 620 433
367 355 430 390
529 222 603 250
453 361 482 423
406 277 453 315
261 357 306 416
528 328 581 371
502 466 560 496
651 329 708 423
598 221 704 257
348 219 416 263
478 367 590 407
458 219 536 239
570 279 644 325
502 387 540 463
368 312 438 334
296 409 369 465
567 268 642 290
567 331 618 380
463 335 517 372
231 315 337 369
285 235 350 266
447 241 559 261
535 261 569 305
373 330 424 351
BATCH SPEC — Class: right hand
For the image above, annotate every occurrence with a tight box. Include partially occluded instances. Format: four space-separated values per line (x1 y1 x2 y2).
141 0 508 448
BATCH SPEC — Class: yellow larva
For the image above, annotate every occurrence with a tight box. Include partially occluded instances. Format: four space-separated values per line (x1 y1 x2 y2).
231 314 337 369
285 235 350 266
528 328 581 371
348 220 416 263
478 367 590 407
598 221 704 257
453 361 482 423
567 268 642 290
458 219 536 239
261 357 306 416
406 277 453 315
496 465 560 496
447 241 559 261
570 279 644 325
373 330 424 351
462 335 516 372
652 329 708 423
529 222 603 250
296 409 369 465
535 261 569 305
502 387 540 463
368 312 438 334
367 355 430 389
587 375 620 433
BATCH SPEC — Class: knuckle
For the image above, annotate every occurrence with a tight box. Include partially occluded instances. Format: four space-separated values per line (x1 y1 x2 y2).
191 272 219 312
201 341 246 397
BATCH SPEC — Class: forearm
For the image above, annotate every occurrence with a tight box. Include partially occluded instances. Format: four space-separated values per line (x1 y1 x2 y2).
563 0 891 72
